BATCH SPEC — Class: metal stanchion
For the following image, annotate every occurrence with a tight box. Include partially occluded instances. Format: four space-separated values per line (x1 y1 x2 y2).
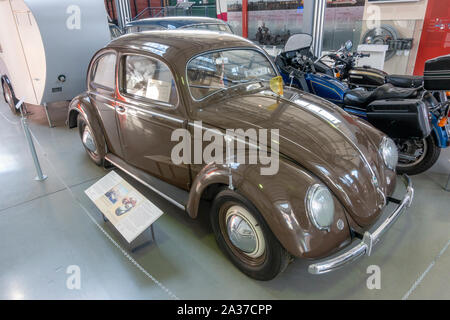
445 160 450 191
17 100 48 181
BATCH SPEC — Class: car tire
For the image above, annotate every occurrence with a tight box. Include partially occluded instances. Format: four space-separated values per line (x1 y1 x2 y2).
210 188 289 281
397 134 441 175
2 80 19 115
77 113 104 166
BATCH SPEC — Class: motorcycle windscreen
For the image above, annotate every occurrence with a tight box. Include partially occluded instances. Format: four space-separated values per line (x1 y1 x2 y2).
284 33 312 53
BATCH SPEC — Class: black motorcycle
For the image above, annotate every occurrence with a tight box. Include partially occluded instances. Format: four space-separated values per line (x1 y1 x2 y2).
318 40 424 90
276 34 450 175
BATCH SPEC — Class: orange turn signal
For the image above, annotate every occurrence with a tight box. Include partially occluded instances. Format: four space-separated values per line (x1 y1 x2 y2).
438 117 448 127
270 76 284 96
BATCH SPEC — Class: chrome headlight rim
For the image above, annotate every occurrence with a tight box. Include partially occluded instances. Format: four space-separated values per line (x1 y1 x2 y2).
305 183 335 232
379 136 398 171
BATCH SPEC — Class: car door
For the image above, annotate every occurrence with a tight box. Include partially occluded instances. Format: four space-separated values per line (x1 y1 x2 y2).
115 52 190 190
88 51 123 159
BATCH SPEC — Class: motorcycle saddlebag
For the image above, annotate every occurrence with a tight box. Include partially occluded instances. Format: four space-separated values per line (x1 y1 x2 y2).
424 54 450 90
366 99 431 139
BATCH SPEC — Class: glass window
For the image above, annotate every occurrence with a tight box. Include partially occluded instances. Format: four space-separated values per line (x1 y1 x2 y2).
187 49 277 100
206 24 231 33
122 55 177 105
183 24 208 30
182 24 231 33
91 53 116 90
109 25 122 39
125 26 139 33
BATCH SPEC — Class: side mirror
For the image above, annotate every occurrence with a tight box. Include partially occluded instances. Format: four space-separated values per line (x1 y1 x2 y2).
345 40 353 51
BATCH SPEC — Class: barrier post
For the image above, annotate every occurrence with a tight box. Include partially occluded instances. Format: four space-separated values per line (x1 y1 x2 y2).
17 100 48 181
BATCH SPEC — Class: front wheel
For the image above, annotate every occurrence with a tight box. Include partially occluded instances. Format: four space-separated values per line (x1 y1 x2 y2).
210 189 289 281
396 134 441 175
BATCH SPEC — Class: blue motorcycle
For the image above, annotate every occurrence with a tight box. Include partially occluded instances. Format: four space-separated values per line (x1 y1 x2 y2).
275 34 450 175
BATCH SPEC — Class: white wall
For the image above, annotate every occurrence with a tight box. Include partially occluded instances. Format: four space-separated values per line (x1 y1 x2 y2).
361 0 428 74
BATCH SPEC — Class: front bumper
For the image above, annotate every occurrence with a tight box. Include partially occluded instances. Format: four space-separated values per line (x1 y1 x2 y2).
308 174 414 275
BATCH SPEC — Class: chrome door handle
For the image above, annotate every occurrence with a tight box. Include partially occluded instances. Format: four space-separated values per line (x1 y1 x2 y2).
116 105 126 113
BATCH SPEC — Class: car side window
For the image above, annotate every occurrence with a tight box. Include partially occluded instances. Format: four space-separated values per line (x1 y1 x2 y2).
121 55 178 106
91 53 116 91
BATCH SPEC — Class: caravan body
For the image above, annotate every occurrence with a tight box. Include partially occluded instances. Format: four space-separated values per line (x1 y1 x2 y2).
0 0 110 105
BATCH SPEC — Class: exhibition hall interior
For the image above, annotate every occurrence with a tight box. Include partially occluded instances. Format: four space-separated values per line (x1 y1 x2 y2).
0 0 449 301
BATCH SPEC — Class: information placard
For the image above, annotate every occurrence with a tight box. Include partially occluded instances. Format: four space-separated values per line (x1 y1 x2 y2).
85 171 163 243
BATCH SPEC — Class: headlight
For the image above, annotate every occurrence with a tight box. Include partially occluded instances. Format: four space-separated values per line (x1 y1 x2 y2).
380 137 398 170
306 184 335 231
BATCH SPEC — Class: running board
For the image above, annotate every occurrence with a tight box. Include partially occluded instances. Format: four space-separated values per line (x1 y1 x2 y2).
104 153 188 211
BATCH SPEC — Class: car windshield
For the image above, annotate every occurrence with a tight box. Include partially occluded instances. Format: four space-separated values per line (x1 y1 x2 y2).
186 49 277 100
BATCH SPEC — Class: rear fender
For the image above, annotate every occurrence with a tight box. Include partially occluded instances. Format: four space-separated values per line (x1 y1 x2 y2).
67 94 107 157
432 123 449 148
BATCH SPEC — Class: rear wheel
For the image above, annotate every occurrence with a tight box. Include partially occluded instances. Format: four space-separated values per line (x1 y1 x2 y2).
396 134 441 175
2 81 18 114
77 114 104 166
210 189 289 281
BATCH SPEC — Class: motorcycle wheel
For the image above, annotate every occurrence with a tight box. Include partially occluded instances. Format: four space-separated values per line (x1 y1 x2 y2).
396 135 441 175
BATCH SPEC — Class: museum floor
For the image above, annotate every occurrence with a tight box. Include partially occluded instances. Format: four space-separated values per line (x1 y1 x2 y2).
0 97 449 300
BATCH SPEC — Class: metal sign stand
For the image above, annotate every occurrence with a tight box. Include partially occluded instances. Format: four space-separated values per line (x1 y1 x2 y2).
100 213 156 253
43 103 54 128
17 100 47 181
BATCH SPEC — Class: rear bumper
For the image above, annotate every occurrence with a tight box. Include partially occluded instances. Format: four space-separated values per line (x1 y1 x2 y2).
308 174 414 275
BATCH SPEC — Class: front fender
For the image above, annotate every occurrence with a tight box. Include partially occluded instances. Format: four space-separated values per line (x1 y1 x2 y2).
188 161 352 259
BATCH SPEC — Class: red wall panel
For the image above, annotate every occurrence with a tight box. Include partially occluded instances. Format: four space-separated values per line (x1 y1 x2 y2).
414 0 450 75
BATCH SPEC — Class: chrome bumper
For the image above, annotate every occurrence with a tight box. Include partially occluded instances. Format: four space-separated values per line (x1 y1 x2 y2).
308 174 414 275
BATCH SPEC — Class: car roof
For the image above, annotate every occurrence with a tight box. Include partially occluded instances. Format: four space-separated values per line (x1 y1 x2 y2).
125 16 227 28
108 30 258 64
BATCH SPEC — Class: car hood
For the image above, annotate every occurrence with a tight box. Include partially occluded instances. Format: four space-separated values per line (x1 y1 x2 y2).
193 88 392 227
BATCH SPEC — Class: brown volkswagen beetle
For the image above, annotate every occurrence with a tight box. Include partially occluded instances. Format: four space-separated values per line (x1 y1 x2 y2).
67 31 414 280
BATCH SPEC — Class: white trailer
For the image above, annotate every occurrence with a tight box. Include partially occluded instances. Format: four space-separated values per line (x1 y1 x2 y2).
0 0 111 126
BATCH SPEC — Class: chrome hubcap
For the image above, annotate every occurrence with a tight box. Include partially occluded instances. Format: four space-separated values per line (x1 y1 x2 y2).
82 126 97 153
398 138 427 167
225 205 265 258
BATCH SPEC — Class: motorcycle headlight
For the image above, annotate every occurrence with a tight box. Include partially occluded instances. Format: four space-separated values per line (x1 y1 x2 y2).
306 184 335 231
380 137 398 170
